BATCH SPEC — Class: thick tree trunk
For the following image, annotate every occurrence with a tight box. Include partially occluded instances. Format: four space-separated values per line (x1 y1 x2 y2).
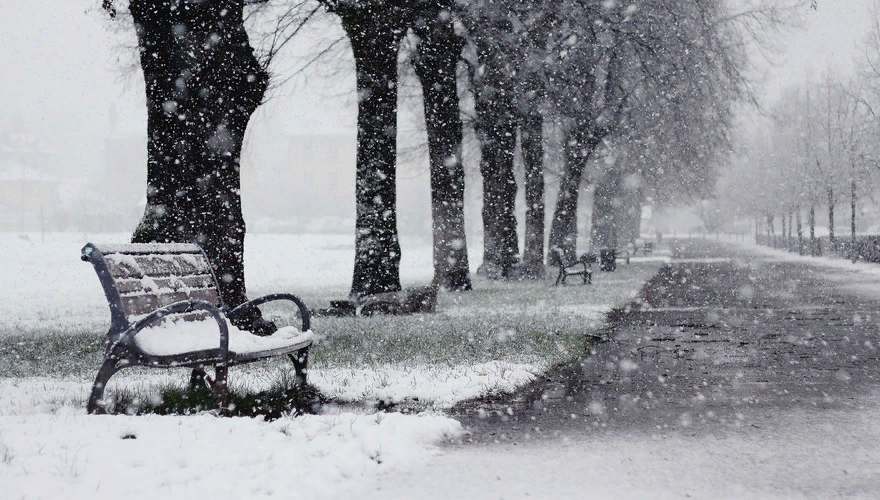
547 128 598 263
616 185 641 247
129 0 266 321
590 168 623 249
520 114 545 278
473 52 518 279
412 12 471 291
796 208 803 255
339 15 407 297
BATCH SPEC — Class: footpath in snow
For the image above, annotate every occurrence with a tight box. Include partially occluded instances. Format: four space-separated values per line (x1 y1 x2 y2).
364 239 880 499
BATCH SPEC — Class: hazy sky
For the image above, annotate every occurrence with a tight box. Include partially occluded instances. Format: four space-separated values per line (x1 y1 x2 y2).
0 1 875 185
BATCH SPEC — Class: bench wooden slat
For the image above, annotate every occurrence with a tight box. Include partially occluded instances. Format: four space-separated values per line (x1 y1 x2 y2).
104 254 211 280
97 243 202 255
116 275 216 295
122 290 222 317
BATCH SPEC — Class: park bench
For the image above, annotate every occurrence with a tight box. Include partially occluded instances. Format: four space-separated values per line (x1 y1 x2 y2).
548 247 594 285
320 285 439 317
81 242 313 414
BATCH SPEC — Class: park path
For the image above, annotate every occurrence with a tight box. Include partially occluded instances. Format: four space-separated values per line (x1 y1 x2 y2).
360 239 880 499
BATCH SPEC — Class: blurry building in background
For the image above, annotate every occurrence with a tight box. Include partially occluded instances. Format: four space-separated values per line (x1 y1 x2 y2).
0 133 59 232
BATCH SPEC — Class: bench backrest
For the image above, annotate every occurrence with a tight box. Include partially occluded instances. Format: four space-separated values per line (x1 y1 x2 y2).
82 242 223 335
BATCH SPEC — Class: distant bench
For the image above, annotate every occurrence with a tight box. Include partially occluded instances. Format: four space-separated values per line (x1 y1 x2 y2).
319 285 439 317
81 242 314 414
548 248 595 285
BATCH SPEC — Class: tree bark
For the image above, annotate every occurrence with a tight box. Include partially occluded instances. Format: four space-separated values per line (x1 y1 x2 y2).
473 50 518 279
616 182 642 247
809 205 817 256
852 179 857 263
129 0 266 319
412 11 471 291
520 113 545 278
796 208 803 255
828 186 835 246
338 12 408 297
547 128 599 263
590 168 623 249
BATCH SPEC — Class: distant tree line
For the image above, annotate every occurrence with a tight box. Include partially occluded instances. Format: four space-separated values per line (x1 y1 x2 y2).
719 6 880 257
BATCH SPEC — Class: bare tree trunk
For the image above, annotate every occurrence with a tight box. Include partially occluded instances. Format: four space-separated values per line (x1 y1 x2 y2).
780 213 785 241
129 0 267 329
339 12 408 296
796 208 803 255
473 52 518 279
547 128 599 263
828 186 835 247
590 169 622 249
520 113 546 279
809 205 817 256
852 179 857 263
754 215 759 243
412 12 471 291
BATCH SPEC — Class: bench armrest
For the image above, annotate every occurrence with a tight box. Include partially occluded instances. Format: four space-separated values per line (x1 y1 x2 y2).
227 293 311 332
124 300 230 364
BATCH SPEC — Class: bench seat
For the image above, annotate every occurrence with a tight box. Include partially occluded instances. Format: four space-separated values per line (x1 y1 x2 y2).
135 321 314 358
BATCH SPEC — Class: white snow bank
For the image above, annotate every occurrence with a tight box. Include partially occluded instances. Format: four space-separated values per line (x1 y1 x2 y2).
0 409 462 500
312 360 544 408
134 320 314 356
736 241 880 276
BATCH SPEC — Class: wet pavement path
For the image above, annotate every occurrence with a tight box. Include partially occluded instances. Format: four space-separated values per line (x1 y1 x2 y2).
452 239 880 441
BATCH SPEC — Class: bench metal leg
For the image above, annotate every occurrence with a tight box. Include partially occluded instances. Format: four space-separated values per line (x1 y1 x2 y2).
289 348 309 388
189 368 209 390
87 358 121 415
212 364 229 413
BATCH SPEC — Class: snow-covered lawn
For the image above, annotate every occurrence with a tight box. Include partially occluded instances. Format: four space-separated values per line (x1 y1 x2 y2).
0 232 664 498
0 408 462 500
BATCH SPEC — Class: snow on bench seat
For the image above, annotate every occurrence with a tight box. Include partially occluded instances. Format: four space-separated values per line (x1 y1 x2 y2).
134 319 315 356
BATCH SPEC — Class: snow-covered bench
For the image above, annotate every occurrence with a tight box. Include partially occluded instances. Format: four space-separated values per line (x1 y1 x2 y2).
81 242 314 414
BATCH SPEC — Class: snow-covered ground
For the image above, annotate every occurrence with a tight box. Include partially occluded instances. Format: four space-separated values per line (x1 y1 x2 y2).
0 408 462 500
0 232 662 499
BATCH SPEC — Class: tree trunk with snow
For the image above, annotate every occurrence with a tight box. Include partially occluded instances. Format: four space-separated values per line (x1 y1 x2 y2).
129 0 267 323
412 11 471 291
473 50 518 279
852 179 857 263
337 10 410 297
590 168 622 250
828 186 835 247
520 113 546 278
548 128 600 263
616 182 642 248
809 205 817 255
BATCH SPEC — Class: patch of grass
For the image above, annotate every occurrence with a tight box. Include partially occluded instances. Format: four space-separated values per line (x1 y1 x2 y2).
108 377 328 421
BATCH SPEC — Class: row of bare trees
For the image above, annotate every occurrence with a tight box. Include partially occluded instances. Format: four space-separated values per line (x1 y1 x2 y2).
720 7 880 255
102 0 780 332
